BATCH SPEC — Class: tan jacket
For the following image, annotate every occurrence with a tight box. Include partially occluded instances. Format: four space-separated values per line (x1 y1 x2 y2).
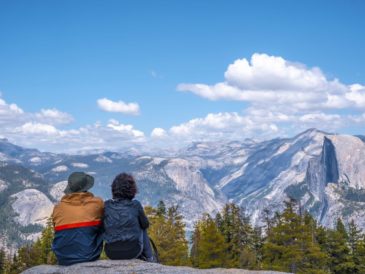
52 192 104 230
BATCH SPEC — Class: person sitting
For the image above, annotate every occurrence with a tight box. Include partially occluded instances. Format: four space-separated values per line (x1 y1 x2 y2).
52 172 104 265
103 172 155 262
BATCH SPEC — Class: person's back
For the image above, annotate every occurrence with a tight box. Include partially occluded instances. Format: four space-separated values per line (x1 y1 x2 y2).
103 198 149 259
103 173 155 261
52 172 104 266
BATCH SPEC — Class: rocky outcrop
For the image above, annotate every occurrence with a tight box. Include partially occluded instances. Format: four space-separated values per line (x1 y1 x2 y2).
11 188 53 227
21 259 289 274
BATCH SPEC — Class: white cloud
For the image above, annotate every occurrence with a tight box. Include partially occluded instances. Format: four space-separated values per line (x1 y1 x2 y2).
169 112 280 142
177 53 364 111
1 53 365 152
153 109 365 145
6 120 146 153
0 98 25 126
35 108 74 124
151 128 167 138
16 122 59 135
0 97 73 127
224 54 328 91
97 98 140 115
0 95 146 152
345 84 365 108
107 119 144 138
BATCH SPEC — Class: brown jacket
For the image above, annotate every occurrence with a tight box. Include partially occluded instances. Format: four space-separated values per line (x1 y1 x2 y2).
52 192 104 230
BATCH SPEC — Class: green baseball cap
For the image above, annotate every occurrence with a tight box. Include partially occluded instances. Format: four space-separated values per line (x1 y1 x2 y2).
64 172 94 194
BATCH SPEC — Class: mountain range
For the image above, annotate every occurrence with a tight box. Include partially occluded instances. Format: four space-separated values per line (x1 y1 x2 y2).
1 128 365 253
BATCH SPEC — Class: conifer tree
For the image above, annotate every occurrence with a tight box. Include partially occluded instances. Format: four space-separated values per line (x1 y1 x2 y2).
251 226 264 268
156 200 166 217
217 203 256 268
162 206 189 266
347 220 365 273
194 214 227 268
9 254 22 274
326 218 356 274
146 202 189 266
39 218 56 264
262 199 327 273
0 248 6 274
190 222 201 267
355 235 365 273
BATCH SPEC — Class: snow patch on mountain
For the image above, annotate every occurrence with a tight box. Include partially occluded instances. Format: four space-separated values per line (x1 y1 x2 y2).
71 162 89 168
0 179 8 192
52 165 68 172
94 155 113 163
11 189 53 227
0 152 9 161
29 157 42 164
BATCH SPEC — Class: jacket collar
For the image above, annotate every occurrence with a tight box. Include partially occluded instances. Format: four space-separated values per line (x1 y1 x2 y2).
61 192 95 205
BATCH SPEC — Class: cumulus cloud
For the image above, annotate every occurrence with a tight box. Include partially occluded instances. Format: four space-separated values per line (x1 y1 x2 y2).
97 98 140 115
0 95 145 152
6 120 146 153
167 112 280 142
0 98 25 126
177 53 365 111
35 108 74 124
0 97 73 127
15 122 59 135
1 53 365 152
149 110 365 146
151 128 167 138
107 119 144 138
171 53 365 143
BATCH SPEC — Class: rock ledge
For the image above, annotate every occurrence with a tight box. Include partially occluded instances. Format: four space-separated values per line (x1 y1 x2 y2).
21 259 289 274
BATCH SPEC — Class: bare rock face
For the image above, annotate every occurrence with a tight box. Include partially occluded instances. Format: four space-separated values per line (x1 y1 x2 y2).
21 260 289 274
10 188 53 226
50 181 68 201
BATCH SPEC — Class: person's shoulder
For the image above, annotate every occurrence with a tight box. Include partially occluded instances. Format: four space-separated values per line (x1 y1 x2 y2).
132 199 143 208
90 194 104 205
104 198 113 205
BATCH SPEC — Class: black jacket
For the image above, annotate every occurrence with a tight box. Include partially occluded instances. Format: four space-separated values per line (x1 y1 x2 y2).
103 199 149 244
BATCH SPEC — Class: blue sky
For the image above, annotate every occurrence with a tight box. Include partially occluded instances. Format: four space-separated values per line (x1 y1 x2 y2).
0 0 365 152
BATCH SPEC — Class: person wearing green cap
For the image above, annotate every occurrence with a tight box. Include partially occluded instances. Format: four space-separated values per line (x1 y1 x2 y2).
51 172 104 265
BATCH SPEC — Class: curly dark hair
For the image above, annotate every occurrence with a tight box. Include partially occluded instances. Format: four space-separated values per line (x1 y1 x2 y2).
112 173 137 200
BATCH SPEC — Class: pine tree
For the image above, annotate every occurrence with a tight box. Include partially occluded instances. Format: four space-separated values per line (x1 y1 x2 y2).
9 254 22 274
325 218 355 274
156 200 166 217
251 226 264 268
262 199 327 273
162 206 189 266
0 248 6 274
217 203 256 268
39 218 56 264
355 235 365 273
194 214 227 269
347 219 362 272
146 202 189 266
190 222 201 267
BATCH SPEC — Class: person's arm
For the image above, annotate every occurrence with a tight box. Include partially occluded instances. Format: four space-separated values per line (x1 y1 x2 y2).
136 201 149 229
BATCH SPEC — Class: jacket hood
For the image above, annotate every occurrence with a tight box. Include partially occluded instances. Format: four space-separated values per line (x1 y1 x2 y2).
61 192 95 205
